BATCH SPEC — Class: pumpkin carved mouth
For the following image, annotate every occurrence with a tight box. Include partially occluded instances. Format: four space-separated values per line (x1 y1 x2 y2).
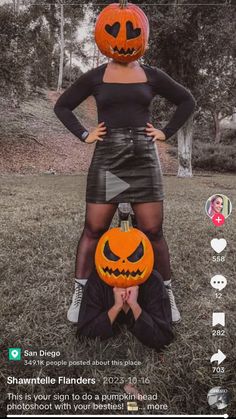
110 45 139 56
99 266 146 280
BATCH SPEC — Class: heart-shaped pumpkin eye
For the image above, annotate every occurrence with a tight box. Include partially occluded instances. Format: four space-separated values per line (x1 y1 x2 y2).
105 22 120 38
126 21 141 39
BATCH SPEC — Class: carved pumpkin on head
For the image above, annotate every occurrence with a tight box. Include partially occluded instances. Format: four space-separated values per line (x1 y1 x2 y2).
95 221 154 288
94 0 149 63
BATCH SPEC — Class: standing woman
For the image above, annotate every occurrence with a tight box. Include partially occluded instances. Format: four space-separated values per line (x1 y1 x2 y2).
54 1 196 323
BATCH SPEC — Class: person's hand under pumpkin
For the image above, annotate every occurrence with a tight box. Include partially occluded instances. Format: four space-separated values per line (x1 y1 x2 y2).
84 122 107 143
126 286 142 320
113 287 127 309
146 122 166 142
108 287 127 324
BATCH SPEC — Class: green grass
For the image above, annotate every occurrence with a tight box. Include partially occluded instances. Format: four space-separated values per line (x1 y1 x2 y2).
0 173 235 416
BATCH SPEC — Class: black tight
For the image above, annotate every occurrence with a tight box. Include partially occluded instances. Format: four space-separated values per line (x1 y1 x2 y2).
75 201 171 282
75 203 118 279
131 202 171 281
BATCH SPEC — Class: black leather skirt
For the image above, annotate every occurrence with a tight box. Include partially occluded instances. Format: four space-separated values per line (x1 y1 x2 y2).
86 126 164 203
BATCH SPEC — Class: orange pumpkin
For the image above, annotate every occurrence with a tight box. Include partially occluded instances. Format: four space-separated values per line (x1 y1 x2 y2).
95 221 154 288
94 1 149 63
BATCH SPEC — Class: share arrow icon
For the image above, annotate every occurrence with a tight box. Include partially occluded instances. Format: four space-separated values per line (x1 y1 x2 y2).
210 349 226 366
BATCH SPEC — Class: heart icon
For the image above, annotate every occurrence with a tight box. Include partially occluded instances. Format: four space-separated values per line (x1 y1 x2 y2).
211 238 227 254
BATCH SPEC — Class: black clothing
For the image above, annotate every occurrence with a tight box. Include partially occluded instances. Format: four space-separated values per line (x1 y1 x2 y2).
54 63 196 141
86 126 164 203
77 269 174 352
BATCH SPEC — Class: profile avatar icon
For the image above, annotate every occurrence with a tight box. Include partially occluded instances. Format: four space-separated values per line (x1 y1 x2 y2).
205 194 232 226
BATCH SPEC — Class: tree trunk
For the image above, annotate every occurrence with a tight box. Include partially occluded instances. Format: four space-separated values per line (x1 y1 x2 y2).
12 0 20 15
213 111 221 143
16 0 20 14
69 48 72 85
232 107 236 123
57 3 64 91
177 114 193 177
69 23 73 85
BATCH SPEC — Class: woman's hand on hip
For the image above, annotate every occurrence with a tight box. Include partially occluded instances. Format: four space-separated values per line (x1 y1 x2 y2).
146 122 166 142
85 122 107 143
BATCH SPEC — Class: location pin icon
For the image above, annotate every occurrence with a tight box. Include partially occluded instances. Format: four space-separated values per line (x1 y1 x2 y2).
9 348 21 361
11 350 19 358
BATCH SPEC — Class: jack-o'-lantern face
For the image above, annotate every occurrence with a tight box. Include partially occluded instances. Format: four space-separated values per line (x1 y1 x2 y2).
95 221 154 288
94 1 149 63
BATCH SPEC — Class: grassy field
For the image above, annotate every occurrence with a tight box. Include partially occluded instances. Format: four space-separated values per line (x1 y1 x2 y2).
0 173 235 416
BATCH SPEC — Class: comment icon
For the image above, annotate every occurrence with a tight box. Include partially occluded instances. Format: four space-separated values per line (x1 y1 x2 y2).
210 275 227 291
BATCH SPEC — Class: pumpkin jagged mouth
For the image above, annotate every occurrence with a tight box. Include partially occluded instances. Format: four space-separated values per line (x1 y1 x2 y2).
110 45 139 56
99 266 147 280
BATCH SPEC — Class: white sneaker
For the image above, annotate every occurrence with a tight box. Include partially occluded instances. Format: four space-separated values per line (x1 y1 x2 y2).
165 285 181 323
67 282 84 323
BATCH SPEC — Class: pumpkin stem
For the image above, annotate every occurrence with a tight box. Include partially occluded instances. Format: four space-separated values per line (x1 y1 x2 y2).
120 220 130 232
119 0 128 9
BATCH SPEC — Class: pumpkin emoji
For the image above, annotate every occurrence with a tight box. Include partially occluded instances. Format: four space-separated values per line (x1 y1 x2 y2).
94 0 149 63
95 220 154 288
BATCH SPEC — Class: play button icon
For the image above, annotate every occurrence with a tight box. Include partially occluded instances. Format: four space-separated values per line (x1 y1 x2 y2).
106 171 130 201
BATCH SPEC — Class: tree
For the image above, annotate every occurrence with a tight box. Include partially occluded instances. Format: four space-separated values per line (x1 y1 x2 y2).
27 2 59 89
57 1 64 91
195 9 236 143
144 1 235 175
0 4 32 102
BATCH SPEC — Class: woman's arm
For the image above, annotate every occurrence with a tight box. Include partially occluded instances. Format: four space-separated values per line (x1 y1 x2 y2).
130 273 174 351
53 69 95 141
152 67 196 139
77 271 115 339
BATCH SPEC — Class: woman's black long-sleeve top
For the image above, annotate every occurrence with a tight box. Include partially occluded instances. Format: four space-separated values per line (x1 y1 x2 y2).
77 269 174 352
54 62 196 141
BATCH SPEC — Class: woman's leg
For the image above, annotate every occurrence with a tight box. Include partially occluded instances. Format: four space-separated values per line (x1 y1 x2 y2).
131 201 170 281
68 202 118 323
131 201 180 322
75 202 118 279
